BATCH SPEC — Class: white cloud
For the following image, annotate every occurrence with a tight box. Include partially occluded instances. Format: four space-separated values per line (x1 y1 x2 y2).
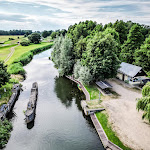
0 0 149 30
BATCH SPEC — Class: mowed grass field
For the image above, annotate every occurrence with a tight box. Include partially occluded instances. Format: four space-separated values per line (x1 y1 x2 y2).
0 35 24 44
6 42 53 65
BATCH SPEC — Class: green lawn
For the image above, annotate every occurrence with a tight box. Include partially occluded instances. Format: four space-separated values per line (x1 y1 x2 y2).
0 44 17 61
0 35 23 44
6 42 52 65
84 84 100 100
96 112 131 150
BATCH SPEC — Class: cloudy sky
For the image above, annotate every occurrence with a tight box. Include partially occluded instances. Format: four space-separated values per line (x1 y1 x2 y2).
0 0 150 31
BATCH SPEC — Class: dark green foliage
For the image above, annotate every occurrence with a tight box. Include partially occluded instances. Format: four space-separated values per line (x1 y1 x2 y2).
28 33 41 44
75 36 87 59
134 35 150 71
0 30 32 35
0 119 13 149
137 82 150 122
42 30 53 38
83 33 120 81
113 20 128 44
121 24 144 63
20 39 30 46
7 63 25 75
0 61 10 88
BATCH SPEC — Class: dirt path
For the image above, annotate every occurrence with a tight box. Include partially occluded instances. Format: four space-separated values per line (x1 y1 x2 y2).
4 44 19 63
102 80 150 150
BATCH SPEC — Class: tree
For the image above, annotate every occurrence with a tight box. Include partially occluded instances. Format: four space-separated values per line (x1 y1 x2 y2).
75 36 87 59
0 61 10 88
59 36 74 76
28 33 41 44
42 30 49 38
120 24 144 64
52 36 74 76
137 82 150 122
82 32 120 81
51 32 57 39
51 36 63 67
113 20 128 44
134 35 150 71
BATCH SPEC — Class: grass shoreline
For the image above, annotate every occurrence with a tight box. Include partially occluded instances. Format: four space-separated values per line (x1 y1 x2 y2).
85 84 131 150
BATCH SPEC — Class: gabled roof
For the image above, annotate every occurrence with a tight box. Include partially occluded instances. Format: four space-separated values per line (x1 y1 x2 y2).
96 81 112 90
118 62 142 77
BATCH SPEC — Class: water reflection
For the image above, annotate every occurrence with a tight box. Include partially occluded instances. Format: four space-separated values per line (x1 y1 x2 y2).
54 76 85 110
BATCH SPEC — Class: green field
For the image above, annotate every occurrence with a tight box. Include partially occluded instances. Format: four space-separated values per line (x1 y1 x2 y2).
6 42 52 65
0 44 17 61
0 35 23 44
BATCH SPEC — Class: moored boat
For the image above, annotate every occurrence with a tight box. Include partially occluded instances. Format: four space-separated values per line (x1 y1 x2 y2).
25 82 38 123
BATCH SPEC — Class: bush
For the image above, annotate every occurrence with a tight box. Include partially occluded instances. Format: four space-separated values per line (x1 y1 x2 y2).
20 40 30 46
7 63 25 75
0 119 13 148
8 38 15 40
13 52 33 65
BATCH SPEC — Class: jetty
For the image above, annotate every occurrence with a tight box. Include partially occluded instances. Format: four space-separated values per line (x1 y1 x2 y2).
0 84 20 121
25 82 38 123
66 75 122 150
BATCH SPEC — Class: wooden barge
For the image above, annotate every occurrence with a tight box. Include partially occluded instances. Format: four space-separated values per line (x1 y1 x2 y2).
0 84 20 121
25 82 38 123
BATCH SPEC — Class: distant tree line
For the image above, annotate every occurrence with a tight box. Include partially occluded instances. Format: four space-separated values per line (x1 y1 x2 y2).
0 30 32 35
52 20 150 84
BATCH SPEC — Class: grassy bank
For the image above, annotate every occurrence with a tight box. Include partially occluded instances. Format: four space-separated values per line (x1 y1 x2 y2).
84 84 100 100
6 42 52 65
0 119 13 149
7 43 53 75
96 112 131 150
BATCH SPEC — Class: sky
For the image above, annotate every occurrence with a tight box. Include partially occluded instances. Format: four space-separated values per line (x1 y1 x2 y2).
0 0 150 31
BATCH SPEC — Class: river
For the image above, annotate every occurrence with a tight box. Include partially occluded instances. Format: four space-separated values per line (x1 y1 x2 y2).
5 49 104 150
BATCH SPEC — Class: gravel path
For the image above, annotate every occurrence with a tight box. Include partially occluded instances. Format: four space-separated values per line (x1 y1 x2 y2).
102 80 150 150
4 44 19 63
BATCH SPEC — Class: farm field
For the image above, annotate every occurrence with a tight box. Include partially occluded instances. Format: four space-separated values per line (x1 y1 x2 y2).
0 35 24 44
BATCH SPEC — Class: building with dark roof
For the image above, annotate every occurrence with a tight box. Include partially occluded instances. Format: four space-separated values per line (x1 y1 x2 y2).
117 62 147 85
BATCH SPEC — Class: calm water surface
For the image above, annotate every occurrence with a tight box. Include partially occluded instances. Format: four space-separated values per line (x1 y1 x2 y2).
5 49 104 150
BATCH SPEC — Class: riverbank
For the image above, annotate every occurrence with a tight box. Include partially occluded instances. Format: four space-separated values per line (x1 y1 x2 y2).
0 42 53 106
66 76 129 149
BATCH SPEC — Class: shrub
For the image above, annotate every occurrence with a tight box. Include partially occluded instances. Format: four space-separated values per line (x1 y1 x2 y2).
0 119 13 148
13 52 33 65
7 63 25 75
8 38 15 40
20 40 30 46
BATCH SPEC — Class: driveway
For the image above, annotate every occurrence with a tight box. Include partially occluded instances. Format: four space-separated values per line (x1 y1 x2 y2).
102 79 150 150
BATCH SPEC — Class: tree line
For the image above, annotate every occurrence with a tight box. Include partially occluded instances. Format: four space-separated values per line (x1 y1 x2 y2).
52 20 150 84
0 30 32 35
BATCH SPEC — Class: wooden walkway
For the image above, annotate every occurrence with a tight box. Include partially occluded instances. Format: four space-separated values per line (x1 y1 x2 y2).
66 75 90 101
66 75 122 150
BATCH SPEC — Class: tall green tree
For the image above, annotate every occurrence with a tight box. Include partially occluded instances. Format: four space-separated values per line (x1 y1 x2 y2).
28 33 41 44
113 20 128 44
0 61 10 88
134 35 150 71
120 24 144 64
82 32 120 81
137 82 150 122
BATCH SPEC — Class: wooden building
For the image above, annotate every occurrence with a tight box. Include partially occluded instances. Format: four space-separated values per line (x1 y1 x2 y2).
117 62 147 85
